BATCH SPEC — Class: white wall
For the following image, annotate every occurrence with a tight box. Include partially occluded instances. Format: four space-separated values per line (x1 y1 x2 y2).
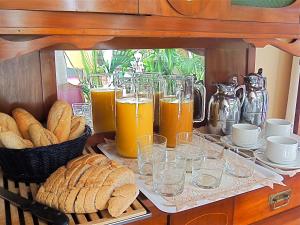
255 46 293 119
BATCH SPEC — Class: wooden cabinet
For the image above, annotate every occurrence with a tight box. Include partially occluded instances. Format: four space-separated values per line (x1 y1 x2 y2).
169 198 234 225
233 174 300 225
139 0 300 24
0 0 138 14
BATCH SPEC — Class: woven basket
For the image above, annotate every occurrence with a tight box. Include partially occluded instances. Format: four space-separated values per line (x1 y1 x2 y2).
0 126 92 183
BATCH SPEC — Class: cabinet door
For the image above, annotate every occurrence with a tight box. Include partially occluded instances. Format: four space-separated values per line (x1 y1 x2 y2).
169 198 234 225
139 0 300 23
233 173 300 225
0 0 138 14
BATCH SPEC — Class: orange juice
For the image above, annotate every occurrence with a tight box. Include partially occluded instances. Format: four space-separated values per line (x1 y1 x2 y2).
91 89 115 133
116 98 153 158
159 98 193 148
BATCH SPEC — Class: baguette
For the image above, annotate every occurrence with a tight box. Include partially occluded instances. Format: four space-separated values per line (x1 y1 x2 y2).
0 112 22 137
47 100 72 143
69 116 85 140
12 108 41 139
28 124 58 147
0 131 33 149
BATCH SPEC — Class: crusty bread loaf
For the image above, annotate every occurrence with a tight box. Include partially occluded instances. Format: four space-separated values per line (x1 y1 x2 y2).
47 100 72 143
0 131 33 149
108 184 139 217
95 167 135 210
0 112 22 137
28 124 58 147
12 108 42 139
69 116 85 140
36 154 137 217
0 125 8 132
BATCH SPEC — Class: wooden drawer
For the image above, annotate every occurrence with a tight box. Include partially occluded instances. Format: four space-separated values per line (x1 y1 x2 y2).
0 0 138 14
233 173 300 225
169 198 234 225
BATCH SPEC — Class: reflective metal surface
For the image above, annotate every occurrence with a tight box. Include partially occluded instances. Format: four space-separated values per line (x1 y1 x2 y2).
241 69 268 127
208 81 245 135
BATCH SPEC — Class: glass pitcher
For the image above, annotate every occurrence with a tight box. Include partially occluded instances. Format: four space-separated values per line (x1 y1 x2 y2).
115 77 154 158
89 74 115 133
159 75 205 148
134 72 162 131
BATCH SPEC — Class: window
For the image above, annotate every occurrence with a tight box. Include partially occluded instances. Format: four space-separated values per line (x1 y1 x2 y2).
55 49 205 104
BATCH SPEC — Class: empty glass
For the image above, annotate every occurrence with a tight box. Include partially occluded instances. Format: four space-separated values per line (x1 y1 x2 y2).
153 148 186 197
225 148 256 178
137 134 167 176
192 157 225 189
176 132 203 173
72 103 93 128
197 134 225 159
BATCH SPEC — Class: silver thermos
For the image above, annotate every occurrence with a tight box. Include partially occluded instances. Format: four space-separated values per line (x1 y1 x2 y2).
241 68 268 127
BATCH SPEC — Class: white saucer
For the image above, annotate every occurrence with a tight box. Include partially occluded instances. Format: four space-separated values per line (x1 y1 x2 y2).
254 151 300 170
220 135 265 150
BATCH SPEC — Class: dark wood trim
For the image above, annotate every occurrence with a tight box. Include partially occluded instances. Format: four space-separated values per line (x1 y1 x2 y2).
246 44 256 74
39 50 57 121
294 71 300 134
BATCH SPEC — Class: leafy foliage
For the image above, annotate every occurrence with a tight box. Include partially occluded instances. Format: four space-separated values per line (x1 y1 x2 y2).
68 49 205 102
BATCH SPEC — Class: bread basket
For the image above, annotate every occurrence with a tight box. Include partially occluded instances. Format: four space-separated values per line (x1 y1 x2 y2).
0 125 92 183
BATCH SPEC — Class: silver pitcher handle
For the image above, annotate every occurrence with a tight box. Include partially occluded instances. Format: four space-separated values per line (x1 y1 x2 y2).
235 84 246 106
194 83 206 122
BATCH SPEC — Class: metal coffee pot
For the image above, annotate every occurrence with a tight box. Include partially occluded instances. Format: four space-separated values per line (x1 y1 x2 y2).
241 68 268 127
208 80 245 135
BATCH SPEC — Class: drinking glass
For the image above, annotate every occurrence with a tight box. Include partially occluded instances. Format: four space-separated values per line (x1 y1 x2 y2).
159 75 194 148
72 103 93 128
90 74 115 133
115 77 154 158
225 148 256 178
153 148 186 197
192 157 225 189
176 132 203 173
137 134 167 176
198 134 224 159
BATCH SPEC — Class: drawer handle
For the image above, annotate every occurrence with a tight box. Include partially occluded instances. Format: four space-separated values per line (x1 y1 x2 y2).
269 189 292 210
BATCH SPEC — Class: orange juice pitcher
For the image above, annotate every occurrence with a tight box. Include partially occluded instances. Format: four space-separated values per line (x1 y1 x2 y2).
159 75 205 148
115 77 154 158
90 74 116 133
134 72 162 131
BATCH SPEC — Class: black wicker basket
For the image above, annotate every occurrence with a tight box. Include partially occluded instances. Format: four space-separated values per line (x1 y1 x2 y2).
0 126 92 183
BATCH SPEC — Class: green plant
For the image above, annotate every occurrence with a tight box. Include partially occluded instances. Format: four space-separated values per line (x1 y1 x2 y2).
67 49 204 102
141 49 204 81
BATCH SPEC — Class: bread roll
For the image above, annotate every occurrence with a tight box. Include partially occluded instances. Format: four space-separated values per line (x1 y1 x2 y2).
69 116 85 140
47 100 72 143
108 184 139 217
29 124 58 147
12 108 41 139
0 125 7 147
0 131 33 149
0 112 22 137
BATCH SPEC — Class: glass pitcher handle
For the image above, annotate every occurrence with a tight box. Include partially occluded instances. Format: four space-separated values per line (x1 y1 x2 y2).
194 83 206 122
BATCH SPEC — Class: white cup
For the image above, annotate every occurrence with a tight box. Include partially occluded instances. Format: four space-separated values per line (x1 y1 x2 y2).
266 119 293 137
266 136 298 164
232 124 261 147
